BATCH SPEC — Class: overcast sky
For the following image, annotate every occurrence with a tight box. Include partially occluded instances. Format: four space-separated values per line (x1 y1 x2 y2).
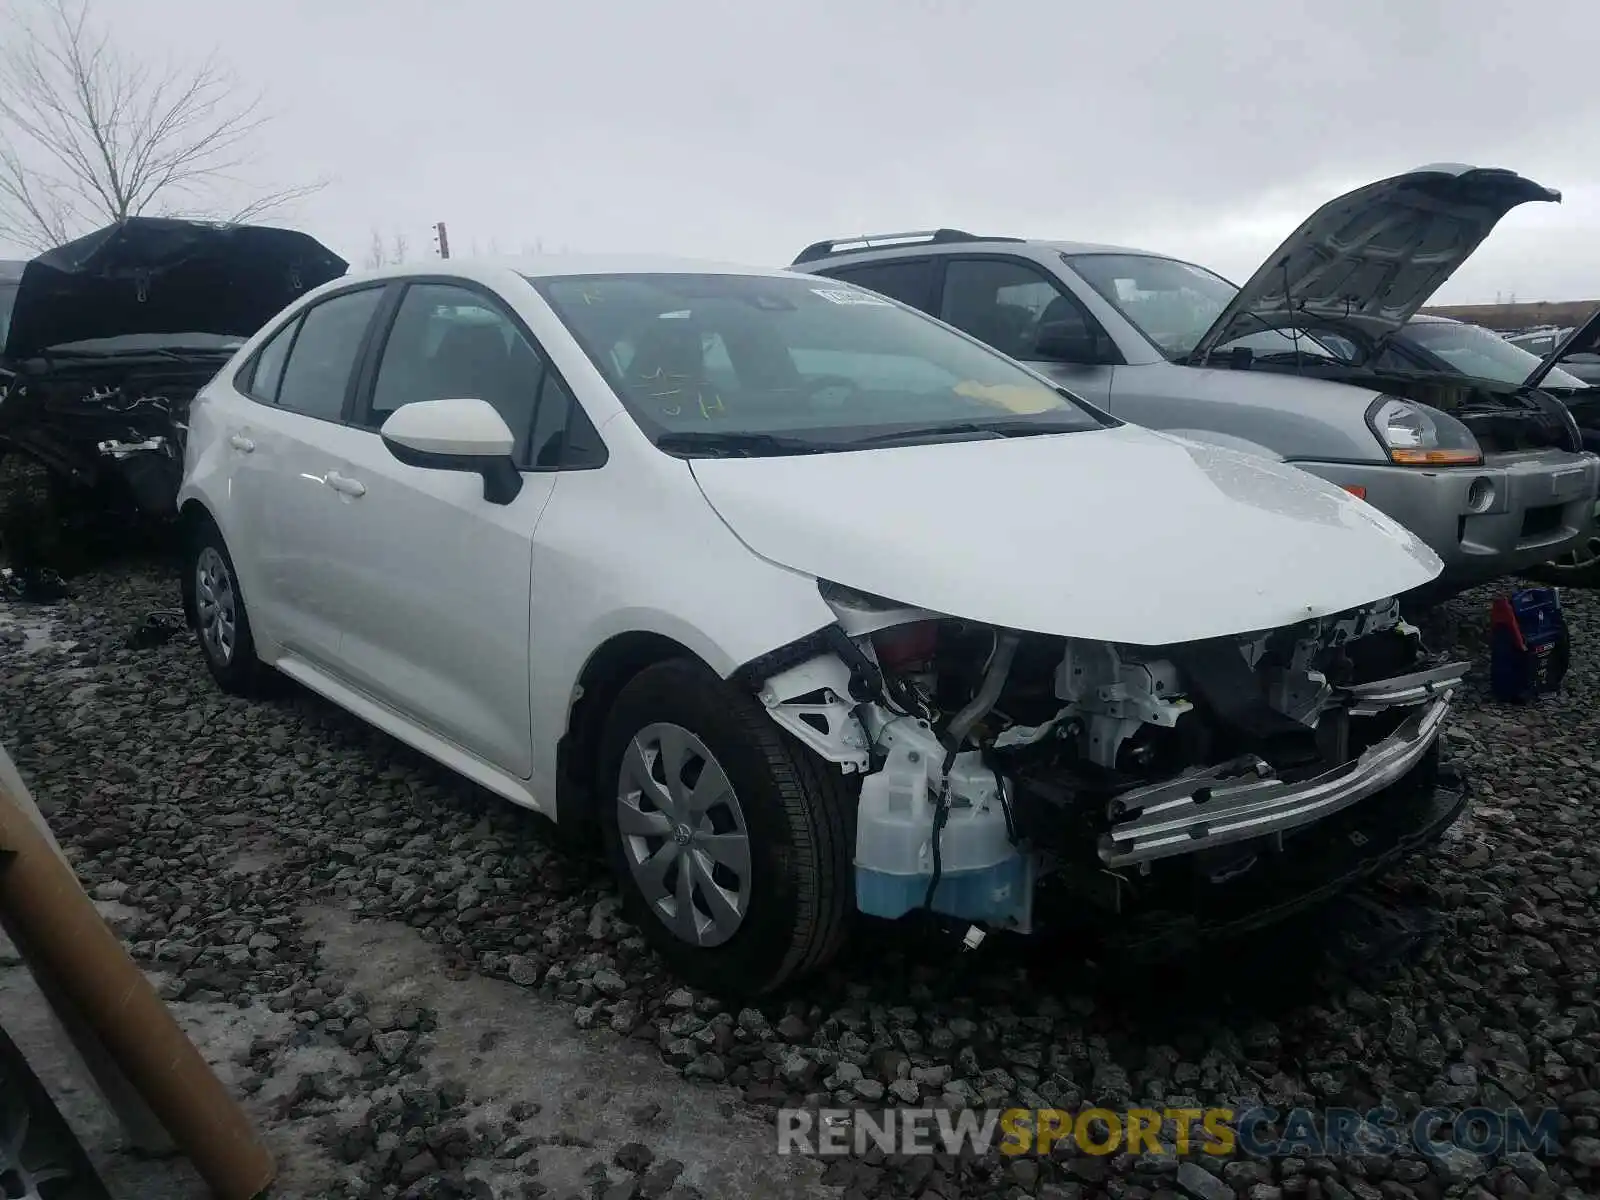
6 0 1600 303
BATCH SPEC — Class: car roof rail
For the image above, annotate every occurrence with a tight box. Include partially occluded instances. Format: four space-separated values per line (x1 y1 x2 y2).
790 228 1024 265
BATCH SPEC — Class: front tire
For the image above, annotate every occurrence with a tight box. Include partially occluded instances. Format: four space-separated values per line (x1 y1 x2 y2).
182 518 267 696
596 658 855 998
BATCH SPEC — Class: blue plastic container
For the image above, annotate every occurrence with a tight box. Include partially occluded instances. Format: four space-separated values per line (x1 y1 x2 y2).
1489 587 1569 703
855 853 1031 924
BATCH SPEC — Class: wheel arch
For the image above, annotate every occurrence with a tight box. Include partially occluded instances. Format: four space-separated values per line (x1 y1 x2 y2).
178 496 217 534
555 630 715 830
176 498 219 626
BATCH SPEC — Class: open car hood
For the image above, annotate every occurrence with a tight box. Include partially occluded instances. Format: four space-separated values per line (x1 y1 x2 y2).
1188 164 1561 364
0 260 21 352
1522 304 1600 389
689 424 1443 646
3 218 347 360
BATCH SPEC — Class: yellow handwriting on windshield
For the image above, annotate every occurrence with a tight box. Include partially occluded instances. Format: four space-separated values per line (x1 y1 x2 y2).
953 381 1061 415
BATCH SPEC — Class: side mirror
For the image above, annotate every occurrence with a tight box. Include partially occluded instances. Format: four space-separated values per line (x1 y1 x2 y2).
380 397 523 505
1035 328 1110 365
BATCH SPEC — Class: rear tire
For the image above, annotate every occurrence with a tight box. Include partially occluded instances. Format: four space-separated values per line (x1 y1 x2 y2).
182 516 268 696
596 658 855 998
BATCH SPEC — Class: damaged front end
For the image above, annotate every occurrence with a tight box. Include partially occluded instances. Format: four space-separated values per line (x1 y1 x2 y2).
755 582 1469 951
0 348 221 520
0 218 347 532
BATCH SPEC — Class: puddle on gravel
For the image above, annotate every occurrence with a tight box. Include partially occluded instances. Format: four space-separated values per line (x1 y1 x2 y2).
0 923 338 1200
0 600 76 656
302 904 832 1200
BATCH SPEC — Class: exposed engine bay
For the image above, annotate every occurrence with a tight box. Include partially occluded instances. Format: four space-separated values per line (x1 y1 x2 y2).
0 351 221 520
757 581 1469 939
1230 349 1585 455
0 217 347 538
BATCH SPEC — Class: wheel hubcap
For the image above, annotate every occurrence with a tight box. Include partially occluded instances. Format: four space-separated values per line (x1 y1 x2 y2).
616 722 752 948
1549 500 1600 572
195 547 237 665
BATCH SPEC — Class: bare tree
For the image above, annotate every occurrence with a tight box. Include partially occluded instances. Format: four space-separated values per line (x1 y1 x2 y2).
361 228 412 268
0 0 327 253
363 229 387 270
362 229 412 268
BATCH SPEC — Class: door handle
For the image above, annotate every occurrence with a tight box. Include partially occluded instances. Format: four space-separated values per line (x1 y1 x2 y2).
324 471 366 497
229 434 255 453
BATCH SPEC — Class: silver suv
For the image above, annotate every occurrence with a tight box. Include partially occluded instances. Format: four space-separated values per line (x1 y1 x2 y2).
789 164 1600 597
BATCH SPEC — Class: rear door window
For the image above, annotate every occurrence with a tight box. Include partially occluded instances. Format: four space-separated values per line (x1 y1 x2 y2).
243 318 300 403
820 259 937 310
275 288 385 421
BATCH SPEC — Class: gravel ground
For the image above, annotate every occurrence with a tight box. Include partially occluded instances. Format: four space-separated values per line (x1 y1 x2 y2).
3 560 1599 1200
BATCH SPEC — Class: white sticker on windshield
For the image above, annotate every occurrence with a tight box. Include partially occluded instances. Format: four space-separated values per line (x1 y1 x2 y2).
810 287 891 306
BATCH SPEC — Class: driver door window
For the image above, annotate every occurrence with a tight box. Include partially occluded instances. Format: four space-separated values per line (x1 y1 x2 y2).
938 260 1103 363
366 283 547 464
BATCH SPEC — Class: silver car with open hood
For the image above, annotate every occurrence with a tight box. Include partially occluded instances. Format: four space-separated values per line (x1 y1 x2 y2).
791 164 1600 599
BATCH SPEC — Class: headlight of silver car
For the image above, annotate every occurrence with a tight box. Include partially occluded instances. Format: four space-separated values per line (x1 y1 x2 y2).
1365 396 1483 467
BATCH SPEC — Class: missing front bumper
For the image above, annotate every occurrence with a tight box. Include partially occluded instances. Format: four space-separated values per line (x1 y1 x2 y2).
1100 666 1465 868
1108 763 1466 961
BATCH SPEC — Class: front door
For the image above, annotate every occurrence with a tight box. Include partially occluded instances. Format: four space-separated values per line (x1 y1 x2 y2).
314 280 566 779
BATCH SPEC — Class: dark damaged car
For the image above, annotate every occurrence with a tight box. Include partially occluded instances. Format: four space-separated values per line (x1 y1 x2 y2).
0 218 345 558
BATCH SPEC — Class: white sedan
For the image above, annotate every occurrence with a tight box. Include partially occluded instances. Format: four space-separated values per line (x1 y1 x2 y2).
178 256 1468 996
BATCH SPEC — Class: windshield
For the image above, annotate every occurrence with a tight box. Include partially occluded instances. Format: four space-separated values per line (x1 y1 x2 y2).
1402 320 1589 388
0 282 16 353
529 272 1109 449
1065 252 1338 361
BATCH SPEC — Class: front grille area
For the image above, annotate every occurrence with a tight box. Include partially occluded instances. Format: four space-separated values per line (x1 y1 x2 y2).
1522 504 1565 539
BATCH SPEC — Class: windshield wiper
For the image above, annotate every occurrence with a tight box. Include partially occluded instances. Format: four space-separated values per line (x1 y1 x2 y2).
845 418 1092 447
654 430 841 457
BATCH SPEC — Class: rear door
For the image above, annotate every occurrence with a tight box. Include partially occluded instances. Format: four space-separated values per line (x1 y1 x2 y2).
228 284 389 667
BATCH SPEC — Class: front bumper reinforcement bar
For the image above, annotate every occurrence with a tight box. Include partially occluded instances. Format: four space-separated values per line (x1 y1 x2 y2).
1100 663 1467 867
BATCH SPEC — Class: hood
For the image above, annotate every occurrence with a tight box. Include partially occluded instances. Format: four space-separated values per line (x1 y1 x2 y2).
3 217 347 360
689 425 1442 646
1188 164 1560 364
1523 305 1600 389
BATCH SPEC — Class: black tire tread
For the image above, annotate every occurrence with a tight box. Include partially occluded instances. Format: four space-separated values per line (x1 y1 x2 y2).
1523 560 1600 590
185 514 269 697
603 658 855 995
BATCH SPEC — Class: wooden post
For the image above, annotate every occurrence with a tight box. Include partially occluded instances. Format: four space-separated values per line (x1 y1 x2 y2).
0 744 174 1154
0 768 276 1200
